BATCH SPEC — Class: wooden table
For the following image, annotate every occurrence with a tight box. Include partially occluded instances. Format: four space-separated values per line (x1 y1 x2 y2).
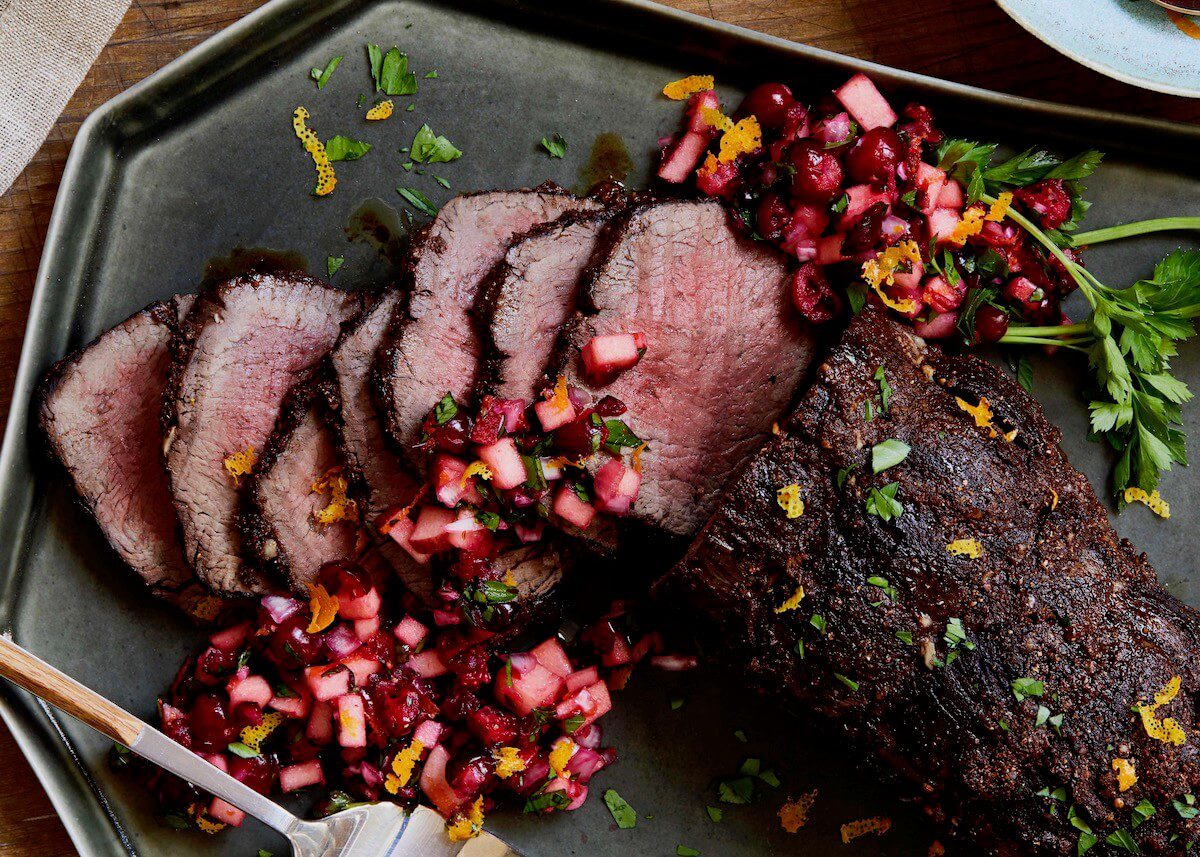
1 0 1197 852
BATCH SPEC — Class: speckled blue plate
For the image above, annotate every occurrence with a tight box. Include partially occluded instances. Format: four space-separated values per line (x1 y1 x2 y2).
996 0 1200 96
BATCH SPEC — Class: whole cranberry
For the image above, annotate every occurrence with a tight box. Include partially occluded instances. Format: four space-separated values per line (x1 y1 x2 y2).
756 193 792 241
787 142 843 204
593 395 626 417
737 82 796 130
318 560 371 599
189 694 236 751
430 416 471 455
233 702 264 730
229 755 279 795
449 646 492 691
844 127 903 186
448 753 495 801
789 262 842 325
553 410 607 456
1013 179 1071 230
974 305 1010 344
267 614 324 668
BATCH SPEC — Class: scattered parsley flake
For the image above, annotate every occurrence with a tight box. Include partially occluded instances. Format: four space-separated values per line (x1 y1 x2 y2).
1012 677 1045 702
410 123 462 164
227 741 259 758
865 482 903 521
435 176 451 189
895 630 914 645
325 135 371 162
706 806 723 823
603 789 637 828
733 729 748 743
311 55 343 89
541 133 568 158
871 439 910 473
677 847 700 857
809 614 826 633
834 673 859 691
326 256 344 277
397 187 438 216
874 366 893 412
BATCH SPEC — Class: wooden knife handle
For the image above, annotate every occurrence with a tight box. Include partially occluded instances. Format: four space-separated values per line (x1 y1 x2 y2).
0 634 145 746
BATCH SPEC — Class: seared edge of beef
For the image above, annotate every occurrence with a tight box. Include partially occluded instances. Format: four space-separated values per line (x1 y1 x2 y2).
163 272 362 595
240 367 361 593
659 308 1200 855
37 296 203 605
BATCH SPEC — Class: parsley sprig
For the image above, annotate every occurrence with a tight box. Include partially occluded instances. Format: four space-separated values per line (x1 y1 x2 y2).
992 198 1200 500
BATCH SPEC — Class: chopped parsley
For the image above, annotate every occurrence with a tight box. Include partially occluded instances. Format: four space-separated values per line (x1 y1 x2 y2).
433 392 457 425
717 776 755 804
564 714 585 734
874 366 893 413
326 255 345 278
409 124 462 164
1011 677 1045 702
603 789 637 828
369 44 418 95
865 482 903 521
670 697 685 710
1175 795 1199 819
325 135 372 162
1131 799 1156 828
758 769 781 788
604 419 642 451
895 630 914 645
739 758 760 776
1104 829 1139 853
397 187 438 216
227 741 259 758
943 617 975 651
706 806 723 823
541 133 568 159
435 176 451 189
733 729 748 743
424 69 438 78
677 847 700 857
809 614 826 633
835 462 858 488
866 575 897 604
870 439 910 473
310 55 342 89
833 673 859 691
831 193 849 214
474 509 501 531
524 789 570 814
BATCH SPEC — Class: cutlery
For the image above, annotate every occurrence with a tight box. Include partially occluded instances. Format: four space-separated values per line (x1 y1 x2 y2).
0 634 517 856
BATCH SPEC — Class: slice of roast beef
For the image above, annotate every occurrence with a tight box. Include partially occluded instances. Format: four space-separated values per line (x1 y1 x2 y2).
240 374 360 593
660 308 1200 854
164 274 360 595
556 199 814 538
478 207 622 402
37 296 214 615
374 186 601 473
328 288 434 602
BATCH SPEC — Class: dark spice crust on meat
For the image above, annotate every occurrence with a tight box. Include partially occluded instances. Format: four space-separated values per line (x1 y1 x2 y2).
36 296 215 617
239 366 356 592
473 202 626 401
660 307 1200 855
370 182 580 454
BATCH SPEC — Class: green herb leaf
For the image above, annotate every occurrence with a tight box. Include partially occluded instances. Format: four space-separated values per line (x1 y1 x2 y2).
1012 677 1045 702
677 847 700 857
475 509 501 531
397 187 438 216
312 55 343 89
603 789 637 828
739 758 761 776
943 617 975 651
759 769 781 788
378 47 418 95
809 614 826 633
718 776 755 804
874 366 893 413
1104 828 1140 853
326 255 345 277
834 672 859 691
733 729 748 743
1174 796 1200 819
325 135 372 162
424 69 438 78
670 697 685 710
831 193 849 214
541 133 568 158
435 176 451 189
564 714 585 734
865 482 903 521
521 454 548 491
367 43 384 89
433 392 457 425
604 419 643 451
524 789 570 814
895 630 914 645
706 806 723 822
410 124 462 164
227 741 259 758
1132 799 1156 828
871 439 910 473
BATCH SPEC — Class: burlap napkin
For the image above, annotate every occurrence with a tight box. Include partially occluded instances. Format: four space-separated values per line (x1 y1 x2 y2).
0 0 129 195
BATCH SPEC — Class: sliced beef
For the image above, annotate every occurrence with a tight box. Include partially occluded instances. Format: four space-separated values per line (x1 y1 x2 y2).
164 274 360 595
661 308 1200 855
478 207 622 402
556 199 814 537
374 186 601 473
37 296 212 614
328 289 434 603
240 374 360 593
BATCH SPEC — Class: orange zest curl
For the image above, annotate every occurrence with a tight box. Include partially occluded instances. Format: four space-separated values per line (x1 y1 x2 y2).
305 583 340 633
312 469 358 525
292 107 336 196
779 791 817 833
1124 487 1170 519
223 447 257 483
461 460 493 488
774 584 805 615
1139 675 1187 745
948 206 985 245
384 739 425 794
946 538 983 558
545 375 571 414
446 795 485 841
1112 757 1137 792
954 396 1016 442
365 99 394 120
493 746 527 779
776 484 805 519
662 74 715 100
239 712 283 753
861 240 921 311
985 191 1013 222
841 816 892 844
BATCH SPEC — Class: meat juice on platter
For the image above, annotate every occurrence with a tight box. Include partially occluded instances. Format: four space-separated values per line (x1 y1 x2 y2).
35 53 1200 856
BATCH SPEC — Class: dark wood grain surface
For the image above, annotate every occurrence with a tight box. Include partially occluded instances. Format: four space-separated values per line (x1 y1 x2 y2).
1 0 1197 853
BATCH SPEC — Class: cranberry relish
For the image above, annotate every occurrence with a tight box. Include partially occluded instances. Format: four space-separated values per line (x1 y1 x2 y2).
129 371 655 837
657 73 1093 343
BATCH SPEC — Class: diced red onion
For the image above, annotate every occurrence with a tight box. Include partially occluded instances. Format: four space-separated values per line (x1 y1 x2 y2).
324 625 363 659
565 746 607 784
650 654 699 671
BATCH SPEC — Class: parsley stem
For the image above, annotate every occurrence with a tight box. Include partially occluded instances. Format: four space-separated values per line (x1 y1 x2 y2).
1003 322 1091 337
1071 216 1200 247
981 193 1098 305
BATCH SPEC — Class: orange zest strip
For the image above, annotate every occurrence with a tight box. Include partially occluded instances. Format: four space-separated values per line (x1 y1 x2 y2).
662 74 715 100
366 99 394 120
306 583 340 633
292 107 337 196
